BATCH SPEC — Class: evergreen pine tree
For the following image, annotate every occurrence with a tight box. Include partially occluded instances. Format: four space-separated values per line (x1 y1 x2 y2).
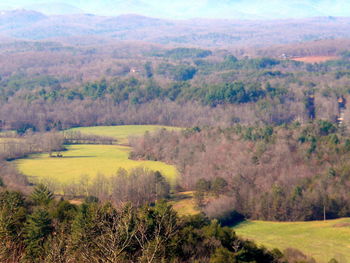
0 191 27 261
30 184 54 206
24 208 53 261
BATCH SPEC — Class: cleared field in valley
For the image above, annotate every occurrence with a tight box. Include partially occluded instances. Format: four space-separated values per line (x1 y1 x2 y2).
291 56 339 63
234 218 350 263
15 144 178 185
15 125 181 186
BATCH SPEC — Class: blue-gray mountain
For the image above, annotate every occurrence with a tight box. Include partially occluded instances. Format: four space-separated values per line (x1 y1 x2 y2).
0 10 350 48
2 0 350 18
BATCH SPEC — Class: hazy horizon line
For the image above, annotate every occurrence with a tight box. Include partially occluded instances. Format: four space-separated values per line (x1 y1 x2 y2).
2 8 349 22
1 0 350 20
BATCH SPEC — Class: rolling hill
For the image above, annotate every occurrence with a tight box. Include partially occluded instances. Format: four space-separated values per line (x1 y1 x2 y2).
0 9 47 27
1 10 350 47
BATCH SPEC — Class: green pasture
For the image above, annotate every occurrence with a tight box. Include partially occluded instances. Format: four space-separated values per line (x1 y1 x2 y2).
234 218 350 263
15 125 181 187
15 144 178 185
68 125 181 144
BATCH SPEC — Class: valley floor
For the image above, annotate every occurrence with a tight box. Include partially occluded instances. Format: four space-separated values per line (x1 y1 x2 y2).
14 125 180 189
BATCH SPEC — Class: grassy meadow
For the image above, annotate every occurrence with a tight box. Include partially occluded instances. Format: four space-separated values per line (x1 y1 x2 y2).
68 125 181 144
234 218 350 263
15 144 178 185
15 125 181 187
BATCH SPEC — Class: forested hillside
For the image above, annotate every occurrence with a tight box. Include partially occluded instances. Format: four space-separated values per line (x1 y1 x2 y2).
131 122 350 221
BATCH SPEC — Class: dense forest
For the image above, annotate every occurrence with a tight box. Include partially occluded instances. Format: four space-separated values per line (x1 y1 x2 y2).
1 42 350 133
130 122 350 221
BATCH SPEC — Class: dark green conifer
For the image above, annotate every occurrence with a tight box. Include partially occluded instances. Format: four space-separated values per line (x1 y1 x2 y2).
30 184 54 206
24 208 53 261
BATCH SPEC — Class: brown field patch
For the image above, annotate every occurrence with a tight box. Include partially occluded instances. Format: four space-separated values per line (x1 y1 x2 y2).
333 222 350 228
291 56 339 63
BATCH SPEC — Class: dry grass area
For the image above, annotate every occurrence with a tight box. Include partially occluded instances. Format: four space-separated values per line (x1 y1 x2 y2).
291 56 339 63
170 191 200 216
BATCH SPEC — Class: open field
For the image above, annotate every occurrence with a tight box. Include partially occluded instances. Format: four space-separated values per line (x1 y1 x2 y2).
68 125 182 144
15 144 178 186
291 56 339 63
234 218 350 263
15 125 181 187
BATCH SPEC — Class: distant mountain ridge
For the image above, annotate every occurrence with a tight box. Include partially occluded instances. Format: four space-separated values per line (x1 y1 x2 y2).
4 0 350 19
1 10 350 48
0 9 47 27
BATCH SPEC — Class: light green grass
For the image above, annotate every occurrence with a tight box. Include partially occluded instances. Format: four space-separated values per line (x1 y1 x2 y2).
15 144 178 186
68 125 181 144
234 218 350 263
15 125 181 187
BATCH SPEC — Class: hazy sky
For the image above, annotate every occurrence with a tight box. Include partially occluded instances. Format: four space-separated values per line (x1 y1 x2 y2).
1 0 350 19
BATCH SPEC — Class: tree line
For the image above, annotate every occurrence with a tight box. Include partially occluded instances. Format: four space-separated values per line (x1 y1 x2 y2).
63 131 117 145
37 167 171 207
0 131 64 161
